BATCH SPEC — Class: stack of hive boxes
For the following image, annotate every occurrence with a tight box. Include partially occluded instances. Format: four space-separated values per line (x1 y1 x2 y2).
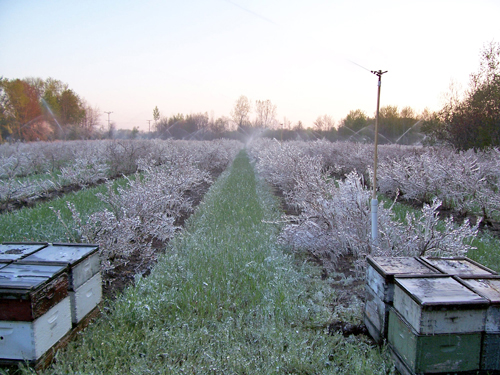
365 256 499 374
0 243 100 364
364 256 441 343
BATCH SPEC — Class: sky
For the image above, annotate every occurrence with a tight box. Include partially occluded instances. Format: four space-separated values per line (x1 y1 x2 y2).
1 0 500 131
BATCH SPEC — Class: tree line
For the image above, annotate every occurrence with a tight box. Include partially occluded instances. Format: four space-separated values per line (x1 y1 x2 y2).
3 42 498 149
0 77 101 142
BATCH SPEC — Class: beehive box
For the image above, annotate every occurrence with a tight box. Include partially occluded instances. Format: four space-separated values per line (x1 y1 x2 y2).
364 284 388 343
459 276 500 371
388 307 482 374
19 243 101 325
421 256 497 277
20 243 100 291
0 263 69 321
364 256 440 343
0 243 47 265
69 272 102 324
0 297 72 361
393 276 488 335
459 276 500 333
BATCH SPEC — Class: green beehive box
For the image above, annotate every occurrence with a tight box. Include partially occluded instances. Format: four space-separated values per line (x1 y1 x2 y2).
459 276 500 371
388 307 482 374
482 333 500 371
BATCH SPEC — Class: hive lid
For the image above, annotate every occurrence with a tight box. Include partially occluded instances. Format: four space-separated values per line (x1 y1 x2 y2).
459 277 500 304
21 243 98 267
421 257 497 276
395 276 489 307
0 273 49 291
367 256 441 278
0 243 47 262
0 263 67 279
0 263 67 293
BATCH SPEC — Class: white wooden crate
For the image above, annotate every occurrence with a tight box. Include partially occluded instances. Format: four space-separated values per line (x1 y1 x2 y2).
393 276 488 335
0 297 71 361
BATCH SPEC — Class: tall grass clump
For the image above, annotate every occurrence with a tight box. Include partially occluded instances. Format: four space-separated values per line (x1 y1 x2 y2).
20 150 394 375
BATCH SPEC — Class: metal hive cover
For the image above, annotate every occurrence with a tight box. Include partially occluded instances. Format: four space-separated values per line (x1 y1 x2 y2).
0 243 47 262
460 278 500 304
0 263 67 279
395 276 488 306
422 257 496 276
0 273 49 291
21 244 98 266
367 256 440 277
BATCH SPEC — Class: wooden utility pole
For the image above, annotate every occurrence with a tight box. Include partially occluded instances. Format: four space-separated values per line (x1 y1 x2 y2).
104 111 113 129
370 69 387 243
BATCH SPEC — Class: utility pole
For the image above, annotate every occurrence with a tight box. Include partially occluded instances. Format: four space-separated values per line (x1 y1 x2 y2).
147 120 152 133
104 111 113 129
370 69 387 244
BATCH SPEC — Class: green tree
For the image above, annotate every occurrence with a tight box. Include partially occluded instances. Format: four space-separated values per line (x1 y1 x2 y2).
427 41 500 149
0 78 44 140
337 109 369 139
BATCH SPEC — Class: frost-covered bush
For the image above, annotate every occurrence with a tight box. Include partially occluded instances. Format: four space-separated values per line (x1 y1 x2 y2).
378 147 500 219
61 162 211 272
249 139 480 274
280 165 478 272
60 151 110 187
0 139 243 206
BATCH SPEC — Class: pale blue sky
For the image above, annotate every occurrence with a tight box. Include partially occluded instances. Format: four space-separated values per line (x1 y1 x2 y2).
1 0 499 130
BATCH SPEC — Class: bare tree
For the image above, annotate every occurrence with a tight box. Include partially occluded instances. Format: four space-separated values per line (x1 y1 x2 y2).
313 114 335 131
80 101 101 138
255 99 277 128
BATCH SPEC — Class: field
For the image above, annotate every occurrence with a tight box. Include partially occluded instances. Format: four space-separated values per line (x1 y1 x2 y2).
1 139 499 374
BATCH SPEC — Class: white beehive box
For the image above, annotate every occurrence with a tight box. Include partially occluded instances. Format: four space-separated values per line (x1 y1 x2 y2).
421 257 497 277
459 276 500 333
69 272 102 324
393 276 489 335
20 243 100 290
0 243 47 265
366 256 440 303
0 297 72 361
364 284 388 343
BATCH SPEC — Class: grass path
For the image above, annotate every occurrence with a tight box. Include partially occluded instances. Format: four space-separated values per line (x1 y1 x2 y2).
17 150 393 375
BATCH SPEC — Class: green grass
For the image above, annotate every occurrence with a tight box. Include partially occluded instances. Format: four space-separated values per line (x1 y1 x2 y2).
13 150 394 375
0 177 130 243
